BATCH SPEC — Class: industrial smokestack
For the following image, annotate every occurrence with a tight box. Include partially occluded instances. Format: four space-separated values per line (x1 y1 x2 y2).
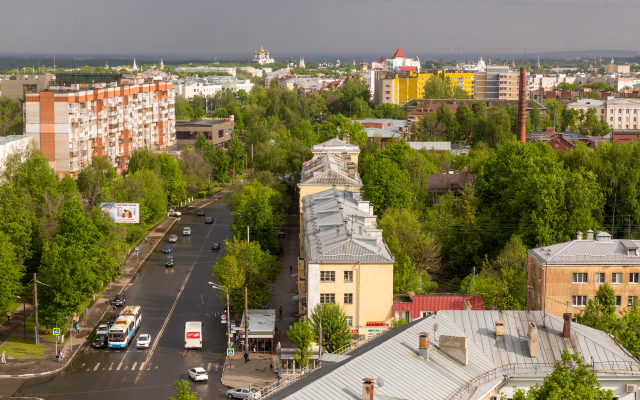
518 67 527 142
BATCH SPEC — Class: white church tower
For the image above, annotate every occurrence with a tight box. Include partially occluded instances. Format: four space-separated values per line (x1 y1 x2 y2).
299 57 305 69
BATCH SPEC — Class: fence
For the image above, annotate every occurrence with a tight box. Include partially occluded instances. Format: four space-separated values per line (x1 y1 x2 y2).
259 364 321 398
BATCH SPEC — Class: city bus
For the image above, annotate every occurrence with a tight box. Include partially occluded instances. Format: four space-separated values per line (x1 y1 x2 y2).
185 321 202 349
108 315 136 348
120 305 142 331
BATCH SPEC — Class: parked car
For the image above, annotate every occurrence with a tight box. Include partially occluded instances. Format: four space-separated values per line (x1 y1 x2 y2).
188 367 208 382
136 334 152 349
165 255 175 267
211 242 220 251
183 227 191 236
168 234 178 243
163 245 172 254
113 294 126 307
96 324 110 336
107 312 120 326
93 334 108 348
205 217 214 224
168 209 181 217
226 387 261 399
278 229 285 238
197 209 205 216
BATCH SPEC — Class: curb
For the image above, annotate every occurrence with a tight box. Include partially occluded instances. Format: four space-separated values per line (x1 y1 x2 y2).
0 197 221 379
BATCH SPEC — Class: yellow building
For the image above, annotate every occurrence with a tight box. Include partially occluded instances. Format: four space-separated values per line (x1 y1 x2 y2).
473 66 520 100
300 188 394 338
373 70 474 106
310 137 360 165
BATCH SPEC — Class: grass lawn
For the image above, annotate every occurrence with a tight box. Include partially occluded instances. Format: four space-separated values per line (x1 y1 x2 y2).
0 336 47 359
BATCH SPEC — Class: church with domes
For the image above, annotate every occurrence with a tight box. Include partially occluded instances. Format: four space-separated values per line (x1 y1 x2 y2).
253 46 274 65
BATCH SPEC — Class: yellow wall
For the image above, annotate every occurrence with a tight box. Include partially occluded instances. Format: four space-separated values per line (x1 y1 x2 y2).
317 262 394 337
390 70 475 105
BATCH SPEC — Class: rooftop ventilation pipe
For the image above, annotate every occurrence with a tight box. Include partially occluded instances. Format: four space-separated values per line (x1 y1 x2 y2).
419 332 430 360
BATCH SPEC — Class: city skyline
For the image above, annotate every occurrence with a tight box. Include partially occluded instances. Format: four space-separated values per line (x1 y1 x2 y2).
1 0 639 56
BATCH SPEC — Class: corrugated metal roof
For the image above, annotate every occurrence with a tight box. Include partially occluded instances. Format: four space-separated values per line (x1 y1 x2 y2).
528 234 640 265
302 188 394 264
393 294 485 319
311 137 361 154
272 310 640 400
300 153 362 186
408 142 452 151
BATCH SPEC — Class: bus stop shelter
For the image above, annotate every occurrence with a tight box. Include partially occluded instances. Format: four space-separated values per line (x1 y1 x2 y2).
238 309 276 353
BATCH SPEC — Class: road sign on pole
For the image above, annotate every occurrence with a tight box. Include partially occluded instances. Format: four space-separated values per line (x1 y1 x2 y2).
230 323 236 332
227 348 234 357
221 314 227 323
53 328 61 336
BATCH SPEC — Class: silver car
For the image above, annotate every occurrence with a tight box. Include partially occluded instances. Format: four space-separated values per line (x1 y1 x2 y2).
183 227 191 236
226 387 261 399
188 367 208 382
168 234 178 243
136 334 151 349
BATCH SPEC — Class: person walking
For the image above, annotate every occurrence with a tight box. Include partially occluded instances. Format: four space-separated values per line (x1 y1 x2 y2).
59 351 64 363
289 265 293 274
277 372 281 384
1 351 6 364
76 323 80 335
6 310 11 321
279 305 283 320
243 352 249 363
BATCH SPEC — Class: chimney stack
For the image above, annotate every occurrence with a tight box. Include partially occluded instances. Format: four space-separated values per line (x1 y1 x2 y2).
576 231 583 240
586 229 594 240
495 320 504 336
527 322 539 357
419 332 430 360
344 134 351 144
517 67 527 143
563 313 572 338
463 301 472 311
439 336 468 366
347 162 356 179
362 378 374 400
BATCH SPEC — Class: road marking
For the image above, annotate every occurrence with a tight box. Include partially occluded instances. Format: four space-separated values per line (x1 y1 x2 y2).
117 360 123 370
80 363 85 368
206 363 212 371
109 363 113 370
93 363 100 371
86 368 90 372
124 365 129 370
132 362 137 370
155 365 158 369
139 362 146 370
214 363 219 372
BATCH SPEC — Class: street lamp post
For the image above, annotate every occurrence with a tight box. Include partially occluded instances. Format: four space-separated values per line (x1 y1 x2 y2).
208 282 231 348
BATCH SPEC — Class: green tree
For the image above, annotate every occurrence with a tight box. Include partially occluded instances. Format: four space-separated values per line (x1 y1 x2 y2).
584 91 602 100
77 156 117 208
513 350 614 400
0 97 24 136
287 320 314 368
227 135 246 173
362 157 414 214
577 283 617 332
555 82 578 91
168 379 202 400
436 104 460 141
582 82 616 92
309 303 351 354
0 232 24 310
157 153 187 205
455 102 475 143
174 97 194 121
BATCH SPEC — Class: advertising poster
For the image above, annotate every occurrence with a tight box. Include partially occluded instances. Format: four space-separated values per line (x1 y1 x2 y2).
100 203 140 224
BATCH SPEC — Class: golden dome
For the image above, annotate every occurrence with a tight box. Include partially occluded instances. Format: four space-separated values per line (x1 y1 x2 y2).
254 51 257 55
259 46 265 54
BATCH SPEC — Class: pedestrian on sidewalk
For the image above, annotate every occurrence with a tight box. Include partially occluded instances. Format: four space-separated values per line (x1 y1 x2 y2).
56 349 60 362
243 352 249 363
76 323 80 335
1 351 6 364
270 362 273 371
144 237 148 244
277 372 281 384
6 310 11 321
279 305 283 320
289 265 292 274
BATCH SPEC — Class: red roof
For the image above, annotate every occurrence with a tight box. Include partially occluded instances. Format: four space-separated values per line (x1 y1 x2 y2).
399 66 417 72
392 48 406 58
393 294 485 319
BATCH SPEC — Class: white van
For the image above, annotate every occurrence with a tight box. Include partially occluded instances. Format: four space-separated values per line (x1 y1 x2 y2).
185 321 202 349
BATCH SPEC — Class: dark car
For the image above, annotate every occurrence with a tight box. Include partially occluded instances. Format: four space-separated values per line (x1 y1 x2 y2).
205 217 214 224
197 209 205 216
107 312 120 326
113 294 126 307
165 255 175 267
211 242 220 252
93 334 108 348
163 245 172 254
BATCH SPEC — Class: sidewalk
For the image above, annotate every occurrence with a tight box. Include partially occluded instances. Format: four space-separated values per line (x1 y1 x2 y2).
0 194 224 378
0 302 33 347
221 353 277 390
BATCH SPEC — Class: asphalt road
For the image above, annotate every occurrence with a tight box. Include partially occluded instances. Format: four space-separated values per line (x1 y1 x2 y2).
12 200 234 399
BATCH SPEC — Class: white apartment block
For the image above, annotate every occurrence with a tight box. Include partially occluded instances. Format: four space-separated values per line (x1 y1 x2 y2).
568 98 640 130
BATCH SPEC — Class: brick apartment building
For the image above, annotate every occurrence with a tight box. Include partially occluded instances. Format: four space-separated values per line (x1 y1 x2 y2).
24 80 176 176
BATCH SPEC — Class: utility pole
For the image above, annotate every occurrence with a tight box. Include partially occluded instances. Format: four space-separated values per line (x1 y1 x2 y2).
244 286 249 353
318 324 322 358
471 266 476 283
629 215 632 239
251 144 254 176
34 273 39 345
247 226 250 243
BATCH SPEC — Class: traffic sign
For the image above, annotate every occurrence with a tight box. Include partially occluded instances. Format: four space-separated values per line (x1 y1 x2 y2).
53 328 61 336
135 246 139 253
230 323 236 332
221 314 227 323
227 348 234 357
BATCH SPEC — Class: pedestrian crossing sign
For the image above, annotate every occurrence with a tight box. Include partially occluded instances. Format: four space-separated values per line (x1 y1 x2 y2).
227 348 234 357
53 328 61 336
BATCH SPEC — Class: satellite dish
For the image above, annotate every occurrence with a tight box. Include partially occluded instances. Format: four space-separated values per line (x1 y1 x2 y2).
376 377 385 388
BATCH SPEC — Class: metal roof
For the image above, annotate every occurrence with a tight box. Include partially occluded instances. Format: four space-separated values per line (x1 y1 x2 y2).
272 310 640 400
527 234 640 265
311 137 361 155
408 142 452 151
302 188 394 264
300 153 362 186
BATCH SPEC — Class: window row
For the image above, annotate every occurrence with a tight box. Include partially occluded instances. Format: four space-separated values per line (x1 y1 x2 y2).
320 271 353 282
572 272 638 284
320 293 353 304
572 295 637 307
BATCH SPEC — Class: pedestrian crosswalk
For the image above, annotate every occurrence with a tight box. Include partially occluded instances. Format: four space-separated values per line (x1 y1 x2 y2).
79 361 220 372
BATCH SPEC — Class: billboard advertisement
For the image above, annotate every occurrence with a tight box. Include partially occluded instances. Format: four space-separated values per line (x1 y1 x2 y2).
100 203 140 224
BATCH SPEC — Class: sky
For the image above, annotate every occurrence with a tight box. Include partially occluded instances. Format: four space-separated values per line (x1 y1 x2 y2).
1 0 639 59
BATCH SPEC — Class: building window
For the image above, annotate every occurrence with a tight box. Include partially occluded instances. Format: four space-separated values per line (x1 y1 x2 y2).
612 273 622 284
595 273 605 284
629 296 637 306
320 293 335 303
572 296 587 306
385 91 390 94
218 129 224 138
346 316 353 327
344 271 353 282
320 271 335 282
630 273 639 284
615 296 622 307
572 273 588 283
421 311 433 317
538 293 541 304
344 293 353 304
538 268 541 280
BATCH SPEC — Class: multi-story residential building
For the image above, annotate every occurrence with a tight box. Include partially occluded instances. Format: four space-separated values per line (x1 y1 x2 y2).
24 80 175 176
174 119 234 147
358 118 411 147
173 77 253 99
605 58 631 74
1 73 54 102
300 188 394 337
528 230 640 319
373 70 475 106
174 66 236 76
567 98 640 130
527 74 576 92
574 74 639 91
474 65 521 100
